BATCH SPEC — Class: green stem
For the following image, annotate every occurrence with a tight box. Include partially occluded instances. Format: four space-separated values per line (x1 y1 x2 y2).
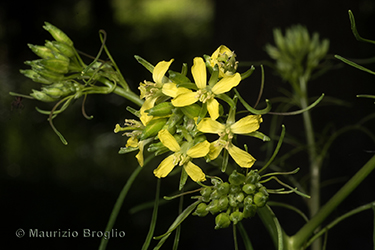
98 155 154 250
299 75 321 250
289 154 375 249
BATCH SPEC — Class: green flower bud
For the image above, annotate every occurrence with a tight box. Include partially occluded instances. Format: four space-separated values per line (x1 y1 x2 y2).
218 196 229 211
230 211 244 225
209 190 221 200
146 102 174 117
193 203 209 217
41 87 64 98
235 192 245 203
43 22 73 46
140 118 168 140
243 204 257 218
36 59 69 74
230 184 241 194
200 187 212 202
33 68 65 82
215 213 231 229
246 170 261 184
211 178 222 187
228 194 237 207
244 195 253 205
242 183 257 195
30 89 57 102
228 170 245 185
254 192 268 208
51 41 76 58
207 199 220 214
20 69 52 84
258 186 268 196
217 182 230 196
28 44 55 59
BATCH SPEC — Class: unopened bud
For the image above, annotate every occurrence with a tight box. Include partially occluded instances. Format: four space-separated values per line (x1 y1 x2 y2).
20 69 52 84
193 203 209 217
254 192 268 208
28 44 54 59
242 183 257 195
36 59 69 74
217 182 230 196
230 211 244 225
200 187 212 202
30 89 57 102
146 102 173 117
140 118 168 140
215 213 231 229
51 41 76 58
228 170 245 185
243 204 257 218
43 22 73 46
218 196 229 211
207 199 220 214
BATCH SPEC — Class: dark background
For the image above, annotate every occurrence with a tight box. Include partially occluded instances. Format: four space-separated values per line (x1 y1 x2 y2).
1 0 375 249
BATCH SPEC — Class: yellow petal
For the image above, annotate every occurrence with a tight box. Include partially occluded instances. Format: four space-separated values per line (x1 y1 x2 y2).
153 154 176 178
211 45 232 60
171 91 198 107
228 143 256 168
158 129 180 152
153 59 174 84
187 140 210 158
135 140 146 167
211 73 241 95
126 137 138 147
208 140 224 160
230 115 263 134
207 98 220 120
197 118 225 134
140 97 157 126
162 83 190 98
192 57 207 90
184 161 206 182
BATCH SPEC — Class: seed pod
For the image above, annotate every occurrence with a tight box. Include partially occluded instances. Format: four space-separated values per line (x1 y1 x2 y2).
254 192 268 208
242 183 257 195
243 204 257 218
228 170 246 185
230 211 244 225
140 118 168 140
193 203 209 217
214 213 231 229
43 22 74 46
146 102 174 117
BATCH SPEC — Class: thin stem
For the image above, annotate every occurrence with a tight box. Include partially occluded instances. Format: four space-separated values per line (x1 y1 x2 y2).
233 224 239 250
98 156 154 250
290 154 375 249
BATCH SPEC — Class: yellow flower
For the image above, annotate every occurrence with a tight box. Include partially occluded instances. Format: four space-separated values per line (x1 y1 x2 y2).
209 45 238 78
139 59 189 125
153 129 210 182
171 57 241 120
197 115 262 168
125 137 147 167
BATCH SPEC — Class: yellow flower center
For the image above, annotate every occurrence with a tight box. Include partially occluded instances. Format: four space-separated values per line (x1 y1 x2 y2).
196 88 214 103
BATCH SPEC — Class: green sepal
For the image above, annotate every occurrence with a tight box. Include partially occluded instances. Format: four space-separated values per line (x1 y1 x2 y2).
140 118 168 140
180 104 201 119
168 70 192 85
179 167 188 191
134 55 154 74
118 146 139 154
208 64 219 88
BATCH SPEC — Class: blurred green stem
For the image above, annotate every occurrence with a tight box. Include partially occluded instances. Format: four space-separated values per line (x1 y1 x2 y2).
298 75 322 250
289 154 375 249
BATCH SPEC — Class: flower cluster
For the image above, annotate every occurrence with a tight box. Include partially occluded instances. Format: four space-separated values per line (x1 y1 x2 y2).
115 45 265 187
193 170 269 229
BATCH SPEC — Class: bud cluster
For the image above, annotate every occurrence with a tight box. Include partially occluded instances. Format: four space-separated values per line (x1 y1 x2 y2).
193 170 269 229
